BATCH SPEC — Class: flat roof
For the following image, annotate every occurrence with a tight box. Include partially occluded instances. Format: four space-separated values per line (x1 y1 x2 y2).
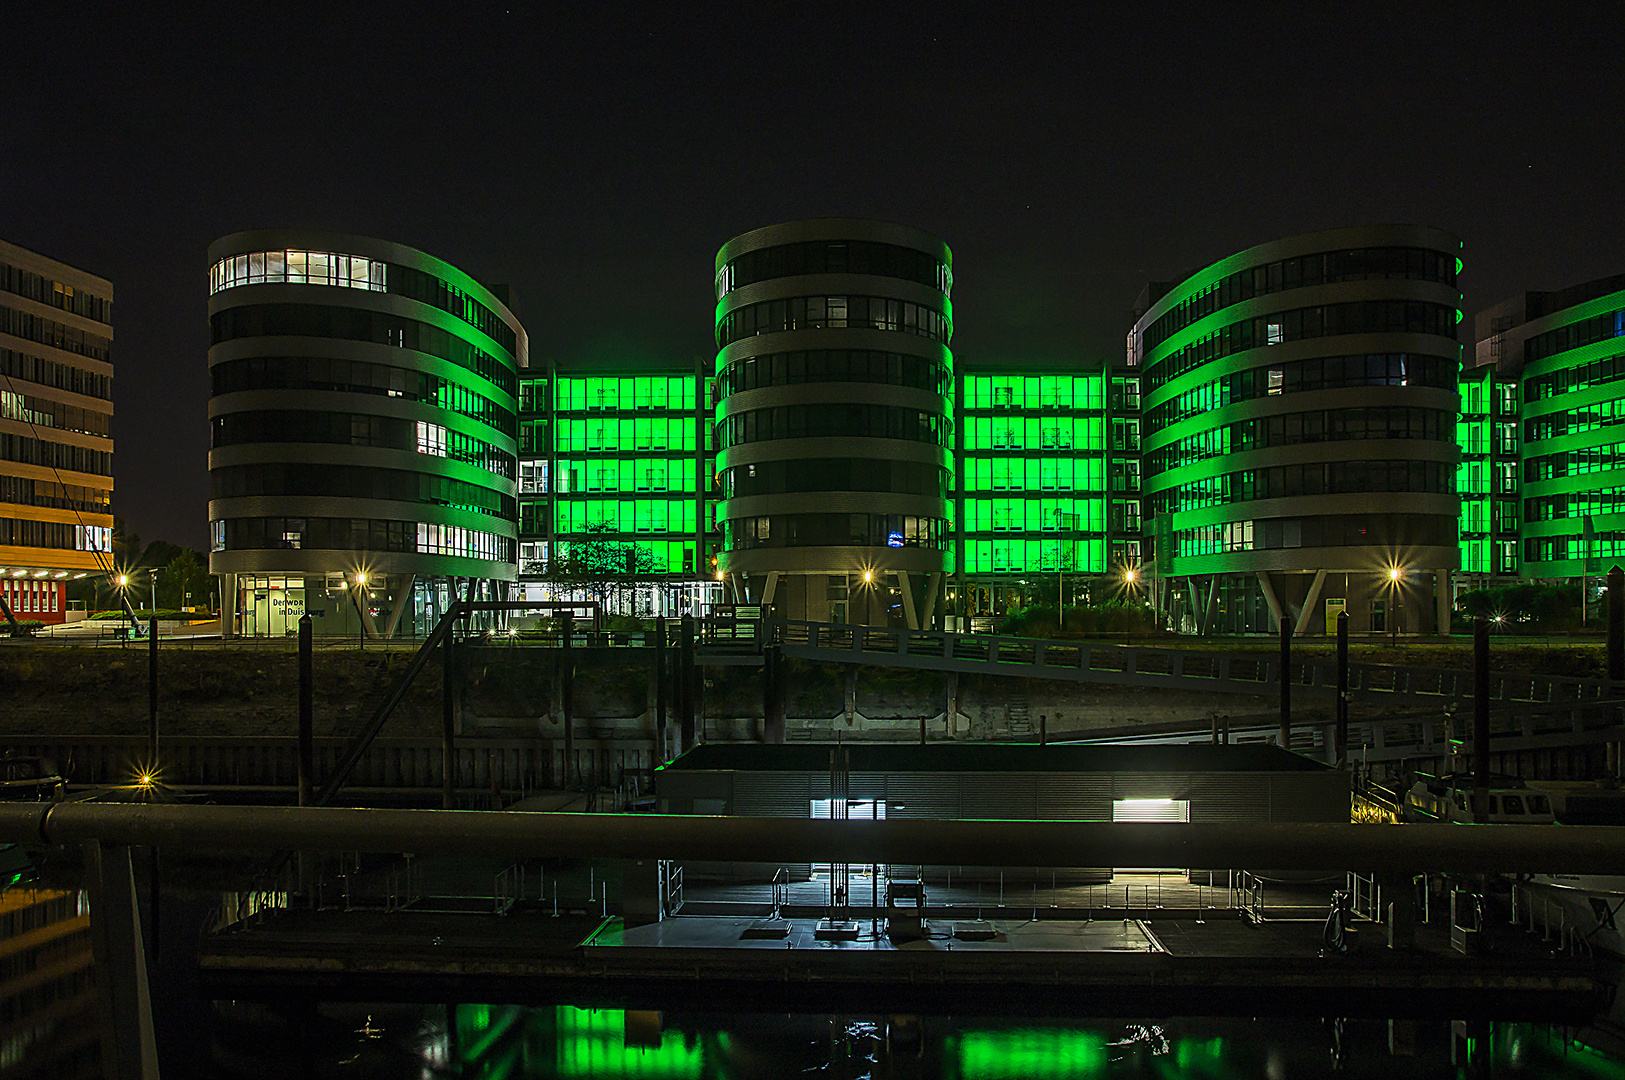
661 742 1329 774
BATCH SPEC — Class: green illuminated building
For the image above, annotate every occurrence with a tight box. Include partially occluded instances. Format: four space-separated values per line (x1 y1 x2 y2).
515 359 721 616
1135 226 1465 635
1473 273 1625 582
1455 352 1520 583
951 362 1141 618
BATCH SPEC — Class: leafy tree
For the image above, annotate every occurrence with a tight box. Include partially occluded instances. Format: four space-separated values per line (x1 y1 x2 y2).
546 521 661 609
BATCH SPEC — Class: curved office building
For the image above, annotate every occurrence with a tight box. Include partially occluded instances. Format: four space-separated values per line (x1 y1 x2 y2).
208 231 525 638
1495 272 1625 579
713 220 953 626
1135 226 1463 635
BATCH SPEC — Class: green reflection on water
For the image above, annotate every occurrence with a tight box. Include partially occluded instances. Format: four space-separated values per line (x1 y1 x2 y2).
947 1028 1110 1078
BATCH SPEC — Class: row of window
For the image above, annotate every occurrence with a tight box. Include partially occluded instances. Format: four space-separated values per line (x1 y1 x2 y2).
717 239 951 300
0 304 112 362
0 475 110 515
1458 418 1519 456
0 432 112 477
1526 307 1625 364
1526 485 1625 522
210 304 517 397
551 499 699 535
210 355 513 434
1169 513 1456 559
0 516 112 552
716 404 951 449
1142 301 1459 391
1526 533 1625 563
0 260 111 322
534 538 698 575
1149 460 1456 516
960 374 1108 411
964 537 1108 574
0 389 111 437
717 295 952 349
1145 352 1457 429
1460 376 1520 417
1146 407 1456 474
720 458 948 500
208 250 517 353
958 455 1106 493
548 457 699 494
718 350 950 398
0 346 112 401
1460 538 1520 575
1523 347 1625 402
1525 394 1625 443
1142 246 1458 354
210 463 515 519
962 415 1106 452
961 498 1106 533
725 512 947 551
554 416 699 453
1459 498 1519 535
209 411 515 480
212 516 515 562
1525 438 1625 481
550 376 699 413
1457 459 1519 496
0 577 63 613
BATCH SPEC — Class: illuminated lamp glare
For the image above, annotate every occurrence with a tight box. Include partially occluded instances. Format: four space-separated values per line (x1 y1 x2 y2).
32 570 47 577
72 573 86 579
53 571 68 578
1388 567 1403 582
863 570 874 583
116 574 129 586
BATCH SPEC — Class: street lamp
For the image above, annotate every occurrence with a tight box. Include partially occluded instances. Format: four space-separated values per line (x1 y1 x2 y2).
148 568 162 617
1386 566 1403 646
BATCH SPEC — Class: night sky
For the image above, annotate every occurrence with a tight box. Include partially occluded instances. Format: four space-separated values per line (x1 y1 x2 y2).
5 5 1623 551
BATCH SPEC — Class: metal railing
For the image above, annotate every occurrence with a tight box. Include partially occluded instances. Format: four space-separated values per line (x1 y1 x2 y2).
494 862 525 915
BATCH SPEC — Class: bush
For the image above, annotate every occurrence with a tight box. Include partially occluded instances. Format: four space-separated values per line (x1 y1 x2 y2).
997 600 1158 638
89 609 207 622
1454 583 1582 633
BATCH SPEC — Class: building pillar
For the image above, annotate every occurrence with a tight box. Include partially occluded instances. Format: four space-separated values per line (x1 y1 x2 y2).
380 573 416 639
920 572 943 629
1294 569 1327 636
897 570 919 630
1435 569 1453 636
219 572 237 639
1256 571 1283 631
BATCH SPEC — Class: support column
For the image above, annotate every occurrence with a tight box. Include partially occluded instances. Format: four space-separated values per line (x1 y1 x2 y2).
1279 621 1292 750
762 571 780 609
1435 569 1453 636
898 570 918 630
844 663 858 727
219 572 237 640
920 572 943 629
87 843 160 1080
562 615 575 789
944 671 960 739
654 617 668 761
444 608 459 809
381 573 416 639
1335 611 1350 768
1198 575 1221 636
352 580 380 640
298 615 314 807
1295 569 1327 636
1256 571 1283 631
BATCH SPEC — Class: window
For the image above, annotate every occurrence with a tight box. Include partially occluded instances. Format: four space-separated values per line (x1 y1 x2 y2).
415 421 448 456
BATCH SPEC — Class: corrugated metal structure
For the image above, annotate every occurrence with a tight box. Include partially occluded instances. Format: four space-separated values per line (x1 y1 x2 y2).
656 743 1349 883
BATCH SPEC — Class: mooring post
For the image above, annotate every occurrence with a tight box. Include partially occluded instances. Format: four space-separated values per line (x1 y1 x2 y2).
1473 617 1490 824
1335 611 1349 768
679 614 695 751
298 614 314 807
764 644 786 744
654 616 668 760
1278 620 1291 750
1039 713 1047 747
562 613 575 790
1610 566 1625 777
147 616 158 770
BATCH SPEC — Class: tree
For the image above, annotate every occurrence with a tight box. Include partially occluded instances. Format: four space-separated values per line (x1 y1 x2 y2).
546 521 661 611
164 549 210 610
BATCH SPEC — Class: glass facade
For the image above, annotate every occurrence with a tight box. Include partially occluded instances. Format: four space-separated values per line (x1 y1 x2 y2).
517 371 708 581
0 239 115 617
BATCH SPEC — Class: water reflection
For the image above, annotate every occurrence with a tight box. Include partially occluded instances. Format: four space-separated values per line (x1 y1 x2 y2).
209 1004 1625 1080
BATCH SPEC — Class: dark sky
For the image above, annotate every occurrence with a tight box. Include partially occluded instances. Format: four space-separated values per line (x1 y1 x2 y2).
5 4 1623 551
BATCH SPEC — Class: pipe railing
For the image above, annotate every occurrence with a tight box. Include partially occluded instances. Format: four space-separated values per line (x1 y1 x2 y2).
4 804 1624 875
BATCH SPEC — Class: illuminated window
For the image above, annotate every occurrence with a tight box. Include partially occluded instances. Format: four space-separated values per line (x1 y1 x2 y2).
210 250 386 294
1266 323 1284 346
415 421 448 456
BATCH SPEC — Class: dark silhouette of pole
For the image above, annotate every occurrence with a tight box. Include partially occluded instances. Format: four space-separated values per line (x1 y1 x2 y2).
298 615 314 807
561 613 574 790
1039 713 1047 747
147 617 158 770
1473 617 1491 824
679 614 696 750
763 644 785 744
654 617 668 760
442 608 458 808
1609 566 1624 684
1278 620 1292 750
1335 611 1350 768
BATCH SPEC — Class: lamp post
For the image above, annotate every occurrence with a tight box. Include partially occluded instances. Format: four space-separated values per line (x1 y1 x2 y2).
1387 566 1403 647
1123 567 1139 646
354 570 368 649
149 568 162 618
